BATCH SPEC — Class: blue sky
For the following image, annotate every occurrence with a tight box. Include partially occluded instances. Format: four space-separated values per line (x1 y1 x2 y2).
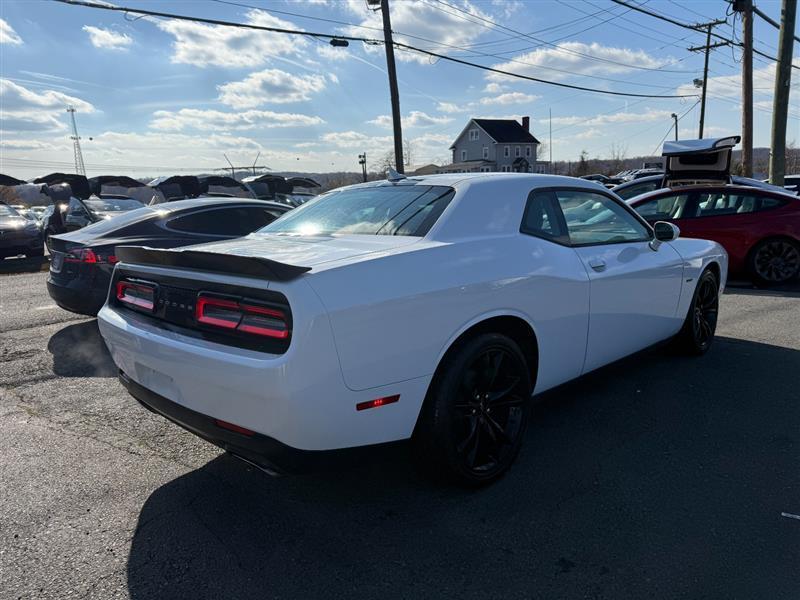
1 0 798 178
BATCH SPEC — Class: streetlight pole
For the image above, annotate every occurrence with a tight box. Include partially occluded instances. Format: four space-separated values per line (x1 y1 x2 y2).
671 113 679 140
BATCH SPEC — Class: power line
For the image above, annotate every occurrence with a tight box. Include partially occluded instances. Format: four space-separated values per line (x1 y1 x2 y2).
650 100 700 155
610 0 800 70
425 0 689 73
52 0 696 99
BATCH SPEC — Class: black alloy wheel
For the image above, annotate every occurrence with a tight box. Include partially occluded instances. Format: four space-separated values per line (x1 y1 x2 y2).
675 269 719 356
413 333 532 486
751 239 800 284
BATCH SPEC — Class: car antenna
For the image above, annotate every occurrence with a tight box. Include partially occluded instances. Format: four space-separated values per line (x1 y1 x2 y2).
386 168 406 183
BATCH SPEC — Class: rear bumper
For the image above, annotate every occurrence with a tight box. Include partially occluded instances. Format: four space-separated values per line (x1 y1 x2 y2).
120 370 403 474
47 278 107 316
0 231 43 255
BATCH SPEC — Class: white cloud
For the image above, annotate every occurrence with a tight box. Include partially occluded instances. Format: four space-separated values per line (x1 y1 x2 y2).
150 108 324 131
0 79 96 133
82 25 133 51
480 92 539 105
157 10 307 68
676 59 799 99
483 83 505 93
436 102 466 114
369 111 453 128
343 0 494 64
0 19 23 45
321 130 393 150
217 69 326 108
547 108 673 128
316 44 350 62
488 42 665 82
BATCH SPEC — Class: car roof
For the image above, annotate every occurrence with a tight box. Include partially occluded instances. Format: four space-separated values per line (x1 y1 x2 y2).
627 184 800 205
343 172 608 191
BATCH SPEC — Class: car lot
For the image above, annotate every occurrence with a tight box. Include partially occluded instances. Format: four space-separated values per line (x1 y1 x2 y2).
1 268 798 599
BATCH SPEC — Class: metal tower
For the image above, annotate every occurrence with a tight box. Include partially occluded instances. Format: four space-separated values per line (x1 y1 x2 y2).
66 105 86 176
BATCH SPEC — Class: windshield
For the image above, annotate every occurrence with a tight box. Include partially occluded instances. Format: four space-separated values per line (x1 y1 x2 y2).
84 197 144 212
261 185 455 237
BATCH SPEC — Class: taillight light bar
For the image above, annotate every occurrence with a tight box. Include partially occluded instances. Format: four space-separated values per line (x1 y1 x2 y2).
116 281 156 312
196 294 289 339
65 248 119 264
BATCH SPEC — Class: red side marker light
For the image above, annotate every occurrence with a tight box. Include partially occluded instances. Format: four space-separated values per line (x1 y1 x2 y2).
214 419 255 437
356 394 400 411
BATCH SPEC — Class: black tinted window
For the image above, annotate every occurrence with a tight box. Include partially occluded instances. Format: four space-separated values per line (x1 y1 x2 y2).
614 180 661 200
521 191 568 244
168 207 283 236
758 196 787 211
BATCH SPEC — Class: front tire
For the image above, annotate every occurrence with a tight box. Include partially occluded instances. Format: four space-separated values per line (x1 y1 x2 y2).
413 333 533 486
674 269 719 355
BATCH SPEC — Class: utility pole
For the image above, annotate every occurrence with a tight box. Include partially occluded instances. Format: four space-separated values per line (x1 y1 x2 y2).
370 0 404 173
769 0 797 186
733 0 754 176
66 105 86 176
671 113 679 140
549 108 553 173
688 20 728 139
358 153 367 182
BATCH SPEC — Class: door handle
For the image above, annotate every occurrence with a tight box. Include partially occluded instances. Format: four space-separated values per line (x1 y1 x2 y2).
588 258 606 272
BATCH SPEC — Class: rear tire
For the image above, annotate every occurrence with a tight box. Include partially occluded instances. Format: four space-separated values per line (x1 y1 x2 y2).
412 333 533 486
748 237 800 285
674 269 719 356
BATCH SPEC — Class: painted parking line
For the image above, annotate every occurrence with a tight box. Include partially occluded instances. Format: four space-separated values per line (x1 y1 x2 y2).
33 305 58 311
780 512 800 521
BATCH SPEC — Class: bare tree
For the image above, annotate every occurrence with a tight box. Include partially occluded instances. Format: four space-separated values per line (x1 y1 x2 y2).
609 143 628 174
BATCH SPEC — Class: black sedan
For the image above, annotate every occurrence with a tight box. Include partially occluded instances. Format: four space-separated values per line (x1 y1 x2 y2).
0 203 44 259
47 198 290 316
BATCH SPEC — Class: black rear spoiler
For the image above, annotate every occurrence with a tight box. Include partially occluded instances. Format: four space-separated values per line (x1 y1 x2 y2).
115 246 311 282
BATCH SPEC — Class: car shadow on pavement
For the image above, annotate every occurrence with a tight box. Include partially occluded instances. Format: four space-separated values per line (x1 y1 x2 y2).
125 336 799 600
0 255 49 275
725 280 800 298
47 320 117 378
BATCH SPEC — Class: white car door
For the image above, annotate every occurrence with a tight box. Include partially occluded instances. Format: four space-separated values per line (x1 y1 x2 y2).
551 188 685 373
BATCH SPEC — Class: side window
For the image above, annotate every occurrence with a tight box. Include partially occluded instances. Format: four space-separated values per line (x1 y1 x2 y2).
504 146 510 158
461 150 467 161
167 207 279 236
520 191 568 244
67 198 89 217
757 196 787 211
482 146 488 159
555 190 650 246
614 180 661 201
634 194 691 220
697 192 757 217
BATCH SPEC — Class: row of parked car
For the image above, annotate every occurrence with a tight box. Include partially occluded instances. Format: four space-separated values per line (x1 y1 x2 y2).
0 172 319 261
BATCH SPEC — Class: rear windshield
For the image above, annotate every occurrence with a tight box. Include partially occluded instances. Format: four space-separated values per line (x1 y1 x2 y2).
78 206 157 236
261 185 455 237
85 198 144 212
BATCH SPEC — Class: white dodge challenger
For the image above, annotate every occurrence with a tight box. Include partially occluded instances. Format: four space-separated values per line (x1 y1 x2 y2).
98 173 727 485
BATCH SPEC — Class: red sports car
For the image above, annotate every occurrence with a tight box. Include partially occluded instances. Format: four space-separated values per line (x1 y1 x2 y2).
628 185 800 284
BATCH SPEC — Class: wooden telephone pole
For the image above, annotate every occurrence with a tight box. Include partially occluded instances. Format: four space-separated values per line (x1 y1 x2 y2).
733 0 754 177
769 0 797 186
688 19 729 139
369 0 404 174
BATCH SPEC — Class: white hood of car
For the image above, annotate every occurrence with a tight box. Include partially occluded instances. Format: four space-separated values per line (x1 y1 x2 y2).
184 233 422 269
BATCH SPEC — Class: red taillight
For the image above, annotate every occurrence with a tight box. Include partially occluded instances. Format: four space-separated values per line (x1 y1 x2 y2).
196 294 288 339
214 419 255 436
356 395 400 411
107 255 119 264
116 281 155 312
65 248 98 263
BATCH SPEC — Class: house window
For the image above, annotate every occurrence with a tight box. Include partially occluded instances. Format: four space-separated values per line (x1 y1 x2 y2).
482 146 488 159
469 129 479 141
525 146 531 157
480 166 491 172
515 146 521 157
504 146 510 158
461 149 467 161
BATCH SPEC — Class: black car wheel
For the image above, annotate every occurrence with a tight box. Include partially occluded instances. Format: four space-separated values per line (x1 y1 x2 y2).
413 333 532 486
675 269 719 355
749 238 800 285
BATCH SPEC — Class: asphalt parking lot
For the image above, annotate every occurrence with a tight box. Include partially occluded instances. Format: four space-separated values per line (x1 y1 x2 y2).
1 265 798 599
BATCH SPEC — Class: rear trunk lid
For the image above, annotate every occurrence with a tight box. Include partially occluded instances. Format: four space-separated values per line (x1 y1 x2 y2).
662 135 741 186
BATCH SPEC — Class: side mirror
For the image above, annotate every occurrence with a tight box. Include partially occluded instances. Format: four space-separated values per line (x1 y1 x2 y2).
654 221 680 242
